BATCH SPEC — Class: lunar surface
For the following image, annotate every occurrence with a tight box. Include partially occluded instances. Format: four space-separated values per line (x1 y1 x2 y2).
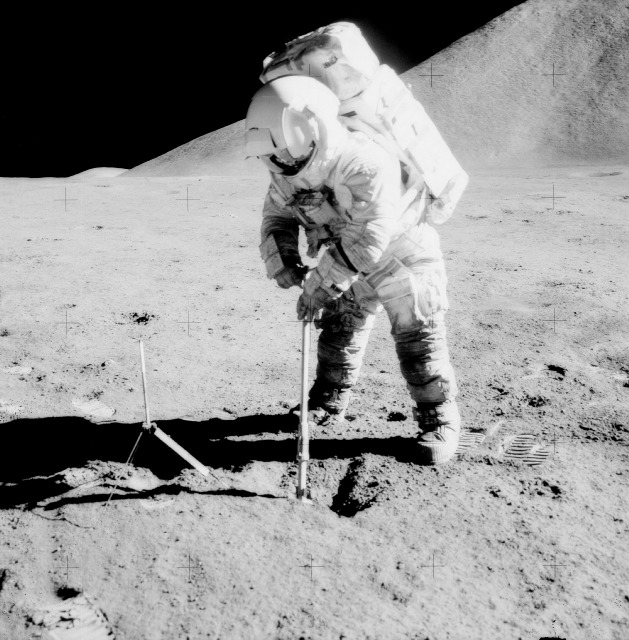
1 1 628 639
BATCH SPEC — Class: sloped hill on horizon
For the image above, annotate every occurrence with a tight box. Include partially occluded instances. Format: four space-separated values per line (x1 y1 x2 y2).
409 0 629 167
69 167 128 179
126 120 266 178
126 0 629 177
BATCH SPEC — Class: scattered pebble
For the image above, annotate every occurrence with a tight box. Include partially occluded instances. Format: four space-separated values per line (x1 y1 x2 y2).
0 399 23 420
2 366 32 375
72 398 116 421
32 593 115 640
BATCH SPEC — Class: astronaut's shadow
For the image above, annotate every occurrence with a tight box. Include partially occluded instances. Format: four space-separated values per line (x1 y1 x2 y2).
166 413 419 470
0 413 416 484
0 414 418 509
204 427 418 469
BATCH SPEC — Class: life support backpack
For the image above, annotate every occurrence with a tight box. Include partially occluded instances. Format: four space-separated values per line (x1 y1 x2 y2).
260 22 468 226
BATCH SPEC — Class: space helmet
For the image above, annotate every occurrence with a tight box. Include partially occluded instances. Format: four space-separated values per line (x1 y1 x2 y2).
245 75 342 177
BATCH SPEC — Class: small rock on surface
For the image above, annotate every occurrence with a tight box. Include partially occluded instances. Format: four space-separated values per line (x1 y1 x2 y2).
71 398 116 421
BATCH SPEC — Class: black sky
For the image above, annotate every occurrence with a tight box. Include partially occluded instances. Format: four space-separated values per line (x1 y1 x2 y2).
2 3 524 177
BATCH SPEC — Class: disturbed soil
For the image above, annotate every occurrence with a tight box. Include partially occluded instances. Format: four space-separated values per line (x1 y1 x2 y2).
0 165 628 639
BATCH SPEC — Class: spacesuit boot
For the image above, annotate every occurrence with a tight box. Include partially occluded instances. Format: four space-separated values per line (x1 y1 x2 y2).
291 381 351 426
413 400 461 465
309 381 351 423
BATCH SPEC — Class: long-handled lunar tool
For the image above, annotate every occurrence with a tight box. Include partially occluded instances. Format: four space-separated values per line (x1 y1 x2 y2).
137 340 219 479
105 341 225 505
296 317 312 503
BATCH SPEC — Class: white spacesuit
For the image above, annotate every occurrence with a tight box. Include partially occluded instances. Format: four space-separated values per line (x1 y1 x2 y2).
246 76 461 465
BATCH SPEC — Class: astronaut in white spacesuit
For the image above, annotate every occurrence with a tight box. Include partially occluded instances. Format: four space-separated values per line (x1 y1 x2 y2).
245 75 461 465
